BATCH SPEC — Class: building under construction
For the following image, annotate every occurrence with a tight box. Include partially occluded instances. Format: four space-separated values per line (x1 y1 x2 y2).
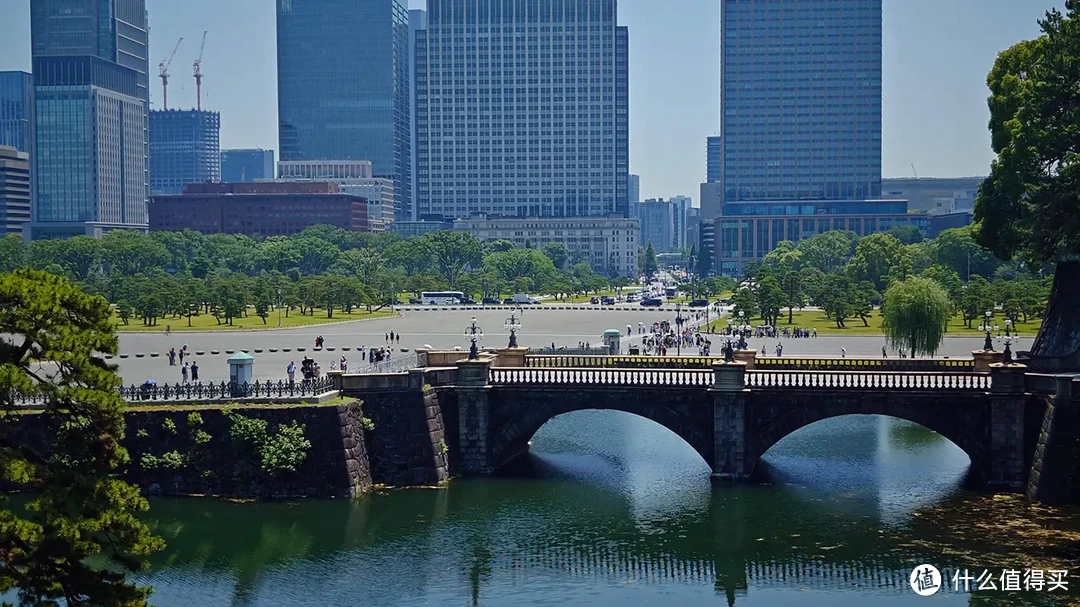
149 109 221 195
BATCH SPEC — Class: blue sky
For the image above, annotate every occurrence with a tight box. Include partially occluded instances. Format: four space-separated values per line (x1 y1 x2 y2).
0 0 1063 202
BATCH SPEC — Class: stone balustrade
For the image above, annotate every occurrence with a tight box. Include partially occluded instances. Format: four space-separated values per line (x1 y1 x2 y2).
523 354 978 372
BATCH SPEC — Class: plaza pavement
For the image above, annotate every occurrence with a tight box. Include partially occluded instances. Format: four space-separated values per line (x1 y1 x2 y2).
112 307 1035 385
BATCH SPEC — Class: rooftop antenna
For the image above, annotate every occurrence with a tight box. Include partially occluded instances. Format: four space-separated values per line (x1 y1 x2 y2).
158 37 183 110
194 31 208 111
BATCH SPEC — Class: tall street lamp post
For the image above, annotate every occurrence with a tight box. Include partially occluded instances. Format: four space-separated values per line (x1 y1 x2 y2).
505 307 523 348
464 317 484 360
979 310 994 351
277 288 283 328
675 303 686 356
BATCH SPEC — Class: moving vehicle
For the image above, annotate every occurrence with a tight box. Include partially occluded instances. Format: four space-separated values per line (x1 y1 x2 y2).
601 296 616 305
513 293 541 305
640 298 663 307
408 298 421 305
590 296 600 304
482 297 500 305
461 297 478 305
665 287 678 298
420 291 465 305
689 299 709 308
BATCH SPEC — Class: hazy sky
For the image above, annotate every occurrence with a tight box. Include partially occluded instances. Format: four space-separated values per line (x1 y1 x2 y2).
0 0 1064 201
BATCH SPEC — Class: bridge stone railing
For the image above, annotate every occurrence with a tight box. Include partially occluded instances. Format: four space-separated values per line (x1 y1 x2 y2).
490 367 713 387
523 354 976 372
489 367 992 391
745 370 991 390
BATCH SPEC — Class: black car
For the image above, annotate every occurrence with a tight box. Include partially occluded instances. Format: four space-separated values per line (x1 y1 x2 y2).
503 298 515 305
408 297 421 304
460 297 477 305
601 296 616 305
482 297 500 305
640 298 663 307
689 299 709 308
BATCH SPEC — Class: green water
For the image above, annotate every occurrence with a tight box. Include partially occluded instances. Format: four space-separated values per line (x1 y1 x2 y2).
135 413 1077 606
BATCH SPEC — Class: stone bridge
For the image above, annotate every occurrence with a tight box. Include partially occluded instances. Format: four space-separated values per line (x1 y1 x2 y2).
455 362 1027 491
336 353 1080 498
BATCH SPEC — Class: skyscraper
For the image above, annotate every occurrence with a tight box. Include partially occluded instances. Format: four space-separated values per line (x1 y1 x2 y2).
26 0 150 240
408 9 427 221
0 72 34 154
415 0 629 219
150 110 221 195
0 146 31 235
277 0 411 220
719 0 881 202
220 149 275 183
706 135 721 183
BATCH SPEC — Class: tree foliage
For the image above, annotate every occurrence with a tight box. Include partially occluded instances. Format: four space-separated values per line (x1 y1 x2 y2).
882 276 953 357
0 269 162 605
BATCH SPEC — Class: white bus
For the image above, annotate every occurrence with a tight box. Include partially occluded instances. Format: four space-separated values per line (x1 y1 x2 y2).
421 291 465 305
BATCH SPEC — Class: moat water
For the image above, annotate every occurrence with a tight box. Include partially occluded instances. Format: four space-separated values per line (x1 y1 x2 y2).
136 412 1080 606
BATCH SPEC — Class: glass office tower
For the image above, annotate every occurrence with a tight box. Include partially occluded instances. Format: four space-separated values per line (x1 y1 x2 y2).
150 109 221 195
220 148 276 183
415 0 629 219
277 0 411 220
0 72 34 154
27 0 150 239
719 0 882 202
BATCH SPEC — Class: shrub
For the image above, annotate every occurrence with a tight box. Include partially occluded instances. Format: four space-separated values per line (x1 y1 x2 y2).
162 418 177 434
135 428 148 439
360 417 375 431
186 412 204 427
160 451 185 470
191 429 212 446
259 421 311 475
140 454 160 470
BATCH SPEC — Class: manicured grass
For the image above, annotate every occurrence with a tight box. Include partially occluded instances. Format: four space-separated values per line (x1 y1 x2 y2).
708 309 1043 337
113 308 396 332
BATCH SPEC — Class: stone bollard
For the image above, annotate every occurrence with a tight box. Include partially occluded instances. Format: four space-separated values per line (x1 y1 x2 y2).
711 361 747 391
495 347 528 368
733 349 757 370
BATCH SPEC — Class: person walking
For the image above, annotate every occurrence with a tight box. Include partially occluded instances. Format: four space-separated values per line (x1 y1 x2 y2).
340 355 347 372
287 361 296 384
164 325 171 336
168 348 176 366
882 346 887 358
178 349 184 364
181 362 189 383
841 347 847 358
190 361 199 381
395 333 400 344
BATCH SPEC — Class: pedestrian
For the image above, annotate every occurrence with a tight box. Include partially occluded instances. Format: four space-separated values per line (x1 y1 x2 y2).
181 362 189 383
396 333 400 344
841 347 847 358
190 361 199 381
179 349 184 364
287 361 296 384
164 325 171 336
340 355 347 372
314 362 321 379
882 346 887 358
385 333 390 343
168 347 176 366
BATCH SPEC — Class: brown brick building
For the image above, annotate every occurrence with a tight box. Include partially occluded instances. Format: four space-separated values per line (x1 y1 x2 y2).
149 182 369 235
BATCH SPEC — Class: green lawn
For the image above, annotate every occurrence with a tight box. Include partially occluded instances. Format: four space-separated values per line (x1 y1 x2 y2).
114 308 396 332
707 309 1043 337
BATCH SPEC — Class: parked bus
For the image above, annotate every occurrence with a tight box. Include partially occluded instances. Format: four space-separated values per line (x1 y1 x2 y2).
420 291 465 305
665 287 677 298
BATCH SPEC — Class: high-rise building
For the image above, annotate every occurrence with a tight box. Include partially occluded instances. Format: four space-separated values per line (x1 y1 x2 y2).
0 146 31 235
415 0 629 219
719 0 881 202
408 8 427 221
0 72 34 154
220 148 275 183
670 195 692 251
277 0 411 220
637 198 674 253
26 0 150 240
706 135 721 183
277 160 395 231
628 174 640 204
149 109 221 195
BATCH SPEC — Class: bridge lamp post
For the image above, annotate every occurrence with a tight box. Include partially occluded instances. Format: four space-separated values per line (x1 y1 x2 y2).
464 317 484 360
1004 317 1012 337
981 310 994 351
738 310 745 336
675 303 686 356
504 307 523 348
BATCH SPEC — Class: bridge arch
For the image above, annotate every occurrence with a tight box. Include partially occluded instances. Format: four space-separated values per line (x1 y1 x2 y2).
746 393 989 482
488 388 714 470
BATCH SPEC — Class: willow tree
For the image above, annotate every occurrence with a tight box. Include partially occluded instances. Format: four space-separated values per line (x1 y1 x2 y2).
881 277 952 357
973 2 1080 366
0 269 163 605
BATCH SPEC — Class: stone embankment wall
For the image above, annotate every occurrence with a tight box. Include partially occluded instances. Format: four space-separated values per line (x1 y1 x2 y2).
359 387 451 485
11 403 374 499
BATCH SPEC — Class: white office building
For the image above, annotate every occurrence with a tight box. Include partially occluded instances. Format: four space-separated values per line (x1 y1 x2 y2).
276 160 395 231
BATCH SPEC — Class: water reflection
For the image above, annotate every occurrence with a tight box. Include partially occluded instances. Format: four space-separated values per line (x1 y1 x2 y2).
134 411 1075 607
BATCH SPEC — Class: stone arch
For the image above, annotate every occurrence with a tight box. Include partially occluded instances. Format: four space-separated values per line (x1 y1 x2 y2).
488 388 713 470
747 393 989 482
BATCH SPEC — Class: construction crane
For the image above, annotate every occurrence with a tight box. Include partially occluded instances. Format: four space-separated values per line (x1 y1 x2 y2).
911 164 919 179
158 37 183 110
194 31 207 111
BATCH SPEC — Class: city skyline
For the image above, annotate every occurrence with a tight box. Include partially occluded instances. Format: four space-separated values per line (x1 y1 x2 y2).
0 0 1065 202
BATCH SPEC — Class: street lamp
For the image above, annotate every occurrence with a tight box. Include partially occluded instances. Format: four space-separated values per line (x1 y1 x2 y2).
464 316 484 360
1004 317 1012 337
979 310 994 351
675 303 686 356
276 288 283 328
738 310 745 337
504 307 523 348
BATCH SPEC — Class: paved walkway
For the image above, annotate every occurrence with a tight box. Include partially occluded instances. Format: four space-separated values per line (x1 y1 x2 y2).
112 308 1034 385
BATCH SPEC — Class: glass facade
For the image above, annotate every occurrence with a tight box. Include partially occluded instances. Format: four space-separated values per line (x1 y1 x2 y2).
706 135 721 183
720 0 882 202
0 72 34 154
220 148 275 183
277 0 411 220
149 109 221 195
415 0 629 219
